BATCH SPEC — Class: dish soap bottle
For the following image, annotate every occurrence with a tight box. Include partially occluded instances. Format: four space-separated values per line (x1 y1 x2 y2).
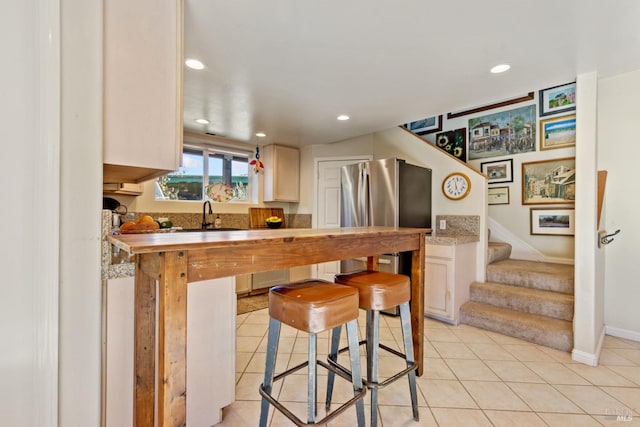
214 215 222 229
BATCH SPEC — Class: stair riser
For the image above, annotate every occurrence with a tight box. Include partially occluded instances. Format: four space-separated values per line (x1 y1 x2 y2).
470 285 574 321
460 309 572 352
486 268 573 294
487 243 512 264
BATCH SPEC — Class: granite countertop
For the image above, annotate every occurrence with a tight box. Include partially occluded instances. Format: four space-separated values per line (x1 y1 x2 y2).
425 233 480 245
426 214 481 245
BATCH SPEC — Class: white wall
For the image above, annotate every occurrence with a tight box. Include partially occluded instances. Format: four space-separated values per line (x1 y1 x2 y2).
59 0 104 424
425 97 576 261
598 69 640 339
1 2 103 426
0 1 55 424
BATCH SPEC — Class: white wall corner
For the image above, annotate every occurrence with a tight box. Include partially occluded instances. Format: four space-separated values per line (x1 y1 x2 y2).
573 71 602 358
572 326 605 366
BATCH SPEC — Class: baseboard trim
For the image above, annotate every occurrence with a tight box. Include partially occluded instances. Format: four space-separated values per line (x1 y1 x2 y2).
572 328 605 366
425 312 457 326
572 349 598 366
605 325 640 342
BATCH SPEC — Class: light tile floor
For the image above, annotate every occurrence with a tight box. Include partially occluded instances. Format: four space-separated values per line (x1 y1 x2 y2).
220 309 640 426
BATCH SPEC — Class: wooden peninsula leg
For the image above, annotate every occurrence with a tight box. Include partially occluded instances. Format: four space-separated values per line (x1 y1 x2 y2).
410 234 425 376
134 251 189 427
157 251 189 427
134 255 157 426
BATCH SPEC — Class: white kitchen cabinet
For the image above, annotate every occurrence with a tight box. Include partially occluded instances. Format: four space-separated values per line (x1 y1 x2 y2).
262 144 300 202
104 275 235 427
103 0 183 184
424 242 476 324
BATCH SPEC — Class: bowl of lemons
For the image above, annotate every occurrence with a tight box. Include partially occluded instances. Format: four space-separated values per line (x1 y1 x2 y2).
265 216 283 229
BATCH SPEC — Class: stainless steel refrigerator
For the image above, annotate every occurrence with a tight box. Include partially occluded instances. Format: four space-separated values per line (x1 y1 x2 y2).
340 158 432 313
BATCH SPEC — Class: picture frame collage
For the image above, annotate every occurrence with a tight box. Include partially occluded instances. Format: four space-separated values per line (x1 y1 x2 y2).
404 82 577 236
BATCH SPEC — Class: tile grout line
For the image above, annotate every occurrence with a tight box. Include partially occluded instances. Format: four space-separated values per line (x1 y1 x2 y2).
233 309 640 426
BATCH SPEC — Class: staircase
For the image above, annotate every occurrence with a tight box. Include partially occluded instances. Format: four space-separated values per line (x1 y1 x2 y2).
460 242 574 352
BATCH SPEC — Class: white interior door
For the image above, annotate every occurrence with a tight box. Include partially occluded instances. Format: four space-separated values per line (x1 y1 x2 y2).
315 158 370 281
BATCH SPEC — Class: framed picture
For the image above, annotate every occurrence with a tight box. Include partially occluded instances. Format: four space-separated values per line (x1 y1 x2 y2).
540 114 576 150
468 104 536 160
488 186 510 205
404 115 443 135
447 92 534 119
530 208 575 236
480 158 513 184
539 82 576 117
522 157 575 205
434 128 467 161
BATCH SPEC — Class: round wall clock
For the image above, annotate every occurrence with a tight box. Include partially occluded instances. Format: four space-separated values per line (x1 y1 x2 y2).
442 172 471 200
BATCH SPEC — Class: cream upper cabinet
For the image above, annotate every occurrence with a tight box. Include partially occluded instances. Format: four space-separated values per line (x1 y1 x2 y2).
262 144 300 202
103 0 183 184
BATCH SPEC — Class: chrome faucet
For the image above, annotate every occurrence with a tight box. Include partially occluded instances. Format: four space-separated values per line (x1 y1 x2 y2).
202 200 213 229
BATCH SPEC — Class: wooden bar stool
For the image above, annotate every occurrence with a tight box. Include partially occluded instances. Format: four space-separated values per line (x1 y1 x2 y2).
259 279 366 426
327 271 419 426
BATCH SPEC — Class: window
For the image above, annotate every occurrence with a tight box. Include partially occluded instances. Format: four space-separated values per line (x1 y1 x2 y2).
156 146 249 201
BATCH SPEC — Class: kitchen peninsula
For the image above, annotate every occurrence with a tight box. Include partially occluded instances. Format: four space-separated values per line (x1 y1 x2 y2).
108 226 428 427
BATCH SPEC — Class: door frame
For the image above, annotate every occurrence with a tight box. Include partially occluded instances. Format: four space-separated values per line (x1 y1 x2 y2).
311 155 372 278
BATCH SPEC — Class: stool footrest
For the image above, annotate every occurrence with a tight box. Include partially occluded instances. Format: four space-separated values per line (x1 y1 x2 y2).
260 359 366 427
335 340 408 360
367 361 417 390
259 385 365 427
329 340 417 390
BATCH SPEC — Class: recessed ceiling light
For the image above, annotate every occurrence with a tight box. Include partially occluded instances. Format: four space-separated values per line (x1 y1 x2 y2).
255 132 266 137
185 58 205 70
490 64 511 74
337 115 350 121
195 118 210 124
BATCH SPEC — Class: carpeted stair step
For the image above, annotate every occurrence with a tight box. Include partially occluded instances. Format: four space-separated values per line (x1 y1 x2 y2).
487 241 512 264
470 281 574 321
460 301 573 352
487 259 574 294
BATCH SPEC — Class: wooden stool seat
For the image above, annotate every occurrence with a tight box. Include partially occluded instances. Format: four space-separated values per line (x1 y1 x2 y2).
269 279 359 333
335 270 410 310
260 279 366 426
328 271 418 426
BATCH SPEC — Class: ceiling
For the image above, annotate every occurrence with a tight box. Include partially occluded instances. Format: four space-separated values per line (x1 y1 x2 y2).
183 0 640 147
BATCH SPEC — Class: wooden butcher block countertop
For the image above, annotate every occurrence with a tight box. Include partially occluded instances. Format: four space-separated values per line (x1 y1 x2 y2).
108 226 430 255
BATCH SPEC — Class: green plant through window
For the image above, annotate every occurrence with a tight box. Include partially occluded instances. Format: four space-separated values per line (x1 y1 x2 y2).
156 147 249 201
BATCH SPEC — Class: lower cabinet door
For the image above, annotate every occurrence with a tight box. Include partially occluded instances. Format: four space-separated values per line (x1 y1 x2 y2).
424 258 454 320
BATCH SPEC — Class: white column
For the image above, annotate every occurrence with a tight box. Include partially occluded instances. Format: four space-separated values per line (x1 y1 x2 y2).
59 0 103 424
572 71 605 366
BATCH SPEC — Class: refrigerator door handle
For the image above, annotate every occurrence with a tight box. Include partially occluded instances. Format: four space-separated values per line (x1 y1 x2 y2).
359 165 369 226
